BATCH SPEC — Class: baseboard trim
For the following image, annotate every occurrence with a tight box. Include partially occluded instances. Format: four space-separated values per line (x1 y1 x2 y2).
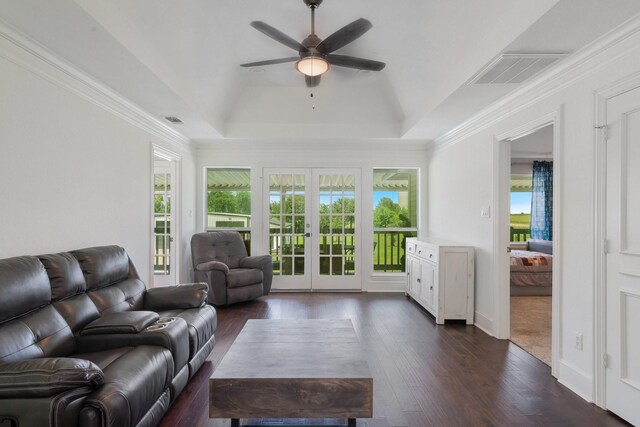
474 311 494 337
557 359 593 402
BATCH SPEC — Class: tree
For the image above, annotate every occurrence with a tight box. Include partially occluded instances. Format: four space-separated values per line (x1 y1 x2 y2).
373 197 410 228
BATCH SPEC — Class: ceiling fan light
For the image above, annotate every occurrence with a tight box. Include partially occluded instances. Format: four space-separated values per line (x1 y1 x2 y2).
295 56 329 76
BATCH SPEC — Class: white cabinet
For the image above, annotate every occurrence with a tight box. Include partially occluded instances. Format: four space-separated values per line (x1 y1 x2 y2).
405 238 475 324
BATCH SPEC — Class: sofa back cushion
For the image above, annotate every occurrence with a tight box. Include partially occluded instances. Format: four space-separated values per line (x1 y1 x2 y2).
191 231 248 269
0 256 75 362
71 246 132 290
72 246 145 314
0 256 51 324
0 306 76 363
38 252 87 301
38 252 102 332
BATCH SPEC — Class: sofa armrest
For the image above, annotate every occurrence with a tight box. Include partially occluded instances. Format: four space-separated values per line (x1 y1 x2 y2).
0 358 103 398
144 283 208 311
80 311 159 335
239 255 272 269
195 260 229 274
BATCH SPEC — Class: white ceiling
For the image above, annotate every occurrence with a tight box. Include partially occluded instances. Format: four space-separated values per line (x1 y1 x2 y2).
1 0 639 142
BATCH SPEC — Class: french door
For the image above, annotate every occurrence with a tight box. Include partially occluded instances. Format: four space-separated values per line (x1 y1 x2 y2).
152 160 176 286
264 168 361 291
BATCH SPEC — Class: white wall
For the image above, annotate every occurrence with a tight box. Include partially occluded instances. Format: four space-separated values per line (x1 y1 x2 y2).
0 34 196 285
194 140 429 291
427 17 640 400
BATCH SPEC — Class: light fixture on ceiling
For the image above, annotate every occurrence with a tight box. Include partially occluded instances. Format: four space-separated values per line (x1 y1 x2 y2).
295 55 329 76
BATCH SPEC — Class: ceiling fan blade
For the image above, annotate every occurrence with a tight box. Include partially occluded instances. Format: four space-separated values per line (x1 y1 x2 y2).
327 54 385 71
306 75 321 88
240 57 299 67
316 18 372 54
250 21 307 52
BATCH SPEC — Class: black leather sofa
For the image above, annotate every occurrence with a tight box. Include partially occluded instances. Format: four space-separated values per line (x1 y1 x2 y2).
0 245 217 427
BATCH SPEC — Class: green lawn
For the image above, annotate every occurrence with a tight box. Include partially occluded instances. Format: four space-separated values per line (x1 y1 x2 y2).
511 213 531 229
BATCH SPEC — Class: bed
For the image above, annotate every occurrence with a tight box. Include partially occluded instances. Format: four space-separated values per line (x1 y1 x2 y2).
510 239 552 296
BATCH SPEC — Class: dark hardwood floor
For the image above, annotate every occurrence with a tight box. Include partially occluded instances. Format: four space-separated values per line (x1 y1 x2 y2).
160 292 629 427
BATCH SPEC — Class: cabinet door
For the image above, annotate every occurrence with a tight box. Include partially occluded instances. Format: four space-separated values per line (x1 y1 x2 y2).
420 260 437 310
408 257 421 297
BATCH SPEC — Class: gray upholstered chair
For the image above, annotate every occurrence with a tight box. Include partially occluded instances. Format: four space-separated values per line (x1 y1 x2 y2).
191 231 273 305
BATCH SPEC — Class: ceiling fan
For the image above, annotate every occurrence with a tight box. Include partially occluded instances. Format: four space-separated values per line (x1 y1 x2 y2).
240 0 385 88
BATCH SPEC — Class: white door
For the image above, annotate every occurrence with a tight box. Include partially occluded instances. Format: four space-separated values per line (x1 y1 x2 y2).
605 85 640 426
153 160 176 286
264 168 361 291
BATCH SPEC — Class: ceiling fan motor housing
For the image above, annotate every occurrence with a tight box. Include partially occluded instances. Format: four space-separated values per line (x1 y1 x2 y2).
303 0 323 8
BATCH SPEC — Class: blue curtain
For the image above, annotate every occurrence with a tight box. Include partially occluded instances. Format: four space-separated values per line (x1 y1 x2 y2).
530 161 553 240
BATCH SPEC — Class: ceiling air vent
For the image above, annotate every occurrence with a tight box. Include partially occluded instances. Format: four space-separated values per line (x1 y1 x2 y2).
468 54 566 85
164 116 183 124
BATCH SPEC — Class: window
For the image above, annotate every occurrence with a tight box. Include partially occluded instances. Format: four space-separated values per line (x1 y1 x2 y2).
510 174 532 242
373 169 419 273
206 168 252 252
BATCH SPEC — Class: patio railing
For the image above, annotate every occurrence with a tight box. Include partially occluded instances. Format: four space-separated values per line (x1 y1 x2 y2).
510 227 531 242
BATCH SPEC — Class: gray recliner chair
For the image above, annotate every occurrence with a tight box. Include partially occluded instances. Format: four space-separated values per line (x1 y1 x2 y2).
191 231 273 305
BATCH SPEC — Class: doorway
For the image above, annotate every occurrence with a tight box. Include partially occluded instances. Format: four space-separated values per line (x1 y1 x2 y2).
508 125 554 366
264 168 361 291
494 111 561 377
152 155 178 286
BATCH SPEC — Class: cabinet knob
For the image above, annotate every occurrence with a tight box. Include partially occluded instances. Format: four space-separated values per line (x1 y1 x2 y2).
430 286 433 290
417 278 421 283
429 254 433 258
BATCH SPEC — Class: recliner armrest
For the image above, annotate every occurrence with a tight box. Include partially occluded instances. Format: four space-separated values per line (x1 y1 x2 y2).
144 283 208 311
0 358 103 398
239 255 272 269
196 260 229 273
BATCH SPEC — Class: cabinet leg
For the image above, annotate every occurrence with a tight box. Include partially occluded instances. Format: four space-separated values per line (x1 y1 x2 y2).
231 418 240 427
348 418 356 427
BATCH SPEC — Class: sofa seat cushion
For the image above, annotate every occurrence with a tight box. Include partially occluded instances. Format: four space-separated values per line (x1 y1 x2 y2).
74 345 173 427
156 306 217 360
226 268 262 288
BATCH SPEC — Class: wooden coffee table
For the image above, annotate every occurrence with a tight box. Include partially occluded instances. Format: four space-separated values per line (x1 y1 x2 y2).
209 319 373 426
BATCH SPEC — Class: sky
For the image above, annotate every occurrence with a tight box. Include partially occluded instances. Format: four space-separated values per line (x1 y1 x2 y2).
374 191 398 207
511 192 532 214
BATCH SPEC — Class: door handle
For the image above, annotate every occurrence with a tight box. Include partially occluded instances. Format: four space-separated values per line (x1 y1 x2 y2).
305 233 312 237
507 247 511 253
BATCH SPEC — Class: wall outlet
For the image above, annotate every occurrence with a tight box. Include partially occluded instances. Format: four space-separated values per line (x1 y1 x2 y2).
575 333 583 351
480 206 491 218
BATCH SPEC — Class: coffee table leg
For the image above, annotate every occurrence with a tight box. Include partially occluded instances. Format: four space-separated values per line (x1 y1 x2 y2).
348 418 356 427
231 418 240 427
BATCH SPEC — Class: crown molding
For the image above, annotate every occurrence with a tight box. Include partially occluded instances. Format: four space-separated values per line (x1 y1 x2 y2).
432 13 640 152
0 20 191 151
194 138 431 152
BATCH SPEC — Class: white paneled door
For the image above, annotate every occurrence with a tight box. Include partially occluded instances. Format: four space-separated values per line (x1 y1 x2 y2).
605 85 640 426
264 168 361 291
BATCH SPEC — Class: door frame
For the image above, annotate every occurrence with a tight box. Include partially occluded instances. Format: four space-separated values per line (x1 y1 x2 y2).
151 145 181 287
493 107 563 378
593 71 640 407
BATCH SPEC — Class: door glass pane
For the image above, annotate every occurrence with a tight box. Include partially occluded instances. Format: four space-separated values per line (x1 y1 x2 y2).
318 173 356 276
270 174 306 277
154 172 171 276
